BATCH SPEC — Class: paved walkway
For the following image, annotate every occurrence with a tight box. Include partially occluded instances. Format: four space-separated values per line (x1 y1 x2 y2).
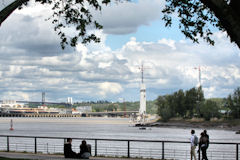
0 152 156 160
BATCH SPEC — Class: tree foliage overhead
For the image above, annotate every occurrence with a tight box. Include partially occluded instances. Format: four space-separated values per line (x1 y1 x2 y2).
37 0 116 49
162 0 240 48
163 0 220 45
1 0 240 49
0 0 123 49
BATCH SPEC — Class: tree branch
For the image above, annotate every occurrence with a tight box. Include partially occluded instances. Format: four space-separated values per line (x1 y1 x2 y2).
0 0 29 26
200 0 240 48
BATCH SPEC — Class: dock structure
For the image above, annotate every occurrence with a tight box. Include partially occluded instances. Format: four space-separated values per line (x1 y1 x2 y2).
0 111 138 118
0 113 81 117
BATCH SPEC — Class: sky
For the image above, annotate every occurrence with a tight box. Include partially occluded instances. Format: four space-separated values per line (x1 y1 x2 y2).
0 0 239 103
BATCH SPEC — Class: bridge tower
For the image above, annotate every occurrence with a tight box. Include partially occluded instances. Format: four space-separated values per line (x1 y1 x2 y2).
138 63 150 123
139 67 146 116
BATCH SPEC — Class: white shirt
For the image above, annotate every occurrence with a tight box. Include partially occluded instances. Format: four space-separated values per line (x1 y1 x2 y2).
190 134 195 147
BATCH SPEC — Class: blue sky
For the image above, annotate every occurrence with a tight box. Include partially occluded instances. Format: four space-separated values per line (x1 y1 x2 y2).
0 0 239 103
106 20 184 50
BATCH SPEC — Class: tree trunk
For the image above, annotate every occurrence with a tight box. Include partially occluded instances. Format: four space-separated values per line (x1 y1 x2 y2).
0 0 29 26
201 0 240 48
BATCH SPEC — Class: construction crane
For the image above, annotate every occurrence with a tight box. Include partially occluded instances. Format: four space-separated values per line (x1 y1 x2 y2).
138 63 151 84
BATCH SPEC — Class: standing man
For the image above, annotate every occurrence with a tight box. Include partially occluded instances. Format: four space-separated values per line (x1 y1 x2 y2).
203 130 209 147
190 130 197 160
199 132 208 160
203 130 209 159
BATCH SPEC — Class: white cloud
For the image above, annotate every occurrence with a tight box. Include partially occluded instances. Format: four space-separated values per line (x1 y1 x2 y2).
76 44 88 55
118 32 240 98
2 92 30 101
0 23 239 102
94 0 164 34
122 37 145 52
98 82 123 97
158 39 176 50
98 62 112 68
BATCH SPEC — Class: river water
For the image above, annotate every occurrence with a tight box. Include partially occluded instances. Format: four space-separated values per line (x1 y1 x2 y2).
0 117 239 160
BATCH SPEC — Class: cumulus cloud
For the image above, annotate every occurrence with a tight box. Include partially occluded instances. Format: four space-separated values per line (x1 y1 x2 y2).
122 37 145 52
1 91 30 101
93 0 164 35
98 82 123 97
0 6 131 102
119 32 240 98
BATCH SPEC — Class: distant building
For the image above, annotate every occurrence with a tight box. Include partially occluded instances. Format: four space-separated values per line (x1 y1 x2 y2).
72 108 80 115
58 108 72 114
0 100 24 108
67 97 73 105
3 100 16 104
76 106 92 113
38 106 48 110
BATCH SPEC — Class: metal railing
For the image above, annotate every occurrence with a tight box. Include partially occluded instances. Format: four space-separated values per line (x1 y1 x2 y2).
0 135 239 160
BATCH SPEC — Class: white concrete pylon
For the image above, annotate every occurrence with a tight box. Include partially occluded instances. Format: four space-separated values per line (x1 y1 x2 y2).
139 83 146 116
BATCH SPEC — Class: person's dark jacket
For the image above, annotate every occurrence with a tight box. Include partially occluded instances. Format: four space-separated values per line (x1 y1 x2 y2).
199 136 208 150
80 144 90 155
205 134 210 148
64 143 77 158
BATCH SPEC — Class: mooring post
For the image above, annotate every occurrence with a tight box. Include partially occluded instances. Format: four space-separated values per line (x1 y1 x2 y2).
127 140 130 158
237 144 239 160
7 136 9 152
95 139 97 156
162 141 164 160
34 137 37 154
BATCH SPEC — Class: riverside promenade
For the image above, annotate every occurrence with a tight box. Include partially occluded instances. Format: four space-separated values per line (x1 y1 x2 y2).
0 152 151 160
0 135 239 160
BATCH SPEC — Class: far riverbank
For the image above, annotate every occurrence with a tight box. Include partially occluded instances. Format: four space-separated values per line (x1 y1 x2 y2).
144 118 240 131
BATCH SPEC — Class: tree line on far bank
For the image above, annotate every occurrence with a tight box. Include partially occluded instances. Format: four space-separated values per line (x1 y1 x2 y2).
156 86 240 122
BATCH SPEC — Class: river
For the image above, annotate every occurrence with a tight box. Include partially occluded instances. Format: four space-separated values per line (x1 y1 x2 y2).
0 117 239 142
